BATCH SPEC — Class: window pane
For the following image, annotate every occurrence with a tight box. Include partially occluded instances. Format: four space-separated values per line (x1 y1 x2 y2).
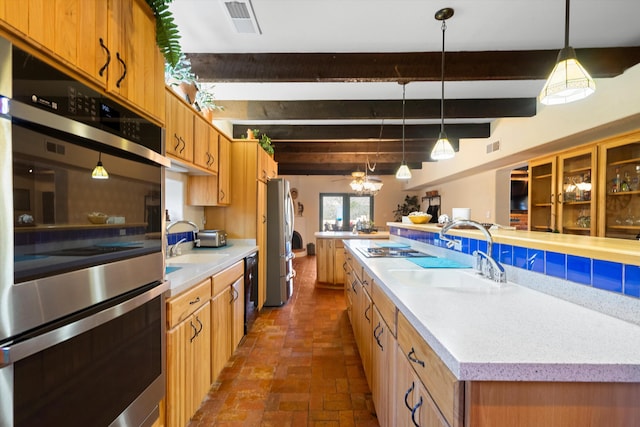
349 196 371 226
322 196 343 231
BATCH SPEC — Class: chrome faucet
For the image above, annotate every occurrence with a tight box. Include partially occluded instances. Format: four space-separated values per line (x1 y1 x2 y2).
439 219 506 283
166 220 200 257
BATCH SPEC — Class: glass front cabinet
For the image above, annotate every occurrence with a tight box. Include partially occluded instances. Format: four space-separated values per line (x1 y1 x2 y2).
598 132 640 240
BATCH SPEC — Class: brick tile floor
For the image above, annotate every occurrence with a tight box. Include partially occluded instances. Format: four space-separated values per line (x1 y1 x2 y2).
187 255 379 427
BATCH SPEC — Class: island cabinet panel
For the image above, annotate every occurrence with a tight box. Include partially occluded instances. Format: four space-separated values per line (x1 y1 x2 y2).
397 311 464 427
465 381 640 427
396 344 449 427
371 305 396 427
316 238 347 285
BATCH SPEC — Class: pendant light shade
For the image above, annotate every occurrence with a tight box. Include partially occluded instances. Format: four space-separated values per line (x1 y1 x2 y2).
92 152 109 179
395 82 412 180
539 0 595 105
430 7 455 161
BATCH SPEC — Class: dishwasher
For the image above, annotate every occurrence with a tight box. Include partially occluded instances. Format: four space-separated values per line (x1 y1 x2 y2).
244 253 259 334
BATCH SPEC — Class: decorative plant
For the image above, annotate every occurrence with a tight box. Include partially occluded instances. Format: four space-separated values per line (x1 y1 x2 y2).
246 129 274 155
164 53 196 86
393 195 420 221
145 0 183 68
195 86 223 112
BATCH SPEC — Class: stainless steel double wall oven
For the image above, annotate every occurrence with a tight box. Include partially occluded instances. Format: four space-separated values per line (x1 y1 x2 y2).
0 37 170 426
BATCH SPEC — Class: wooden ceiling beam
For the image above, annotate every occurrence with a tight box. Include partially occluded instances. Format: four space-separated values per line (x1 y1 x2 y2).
213 98 536 121
276 161 424 176
189 47 640 82
233 123 489 140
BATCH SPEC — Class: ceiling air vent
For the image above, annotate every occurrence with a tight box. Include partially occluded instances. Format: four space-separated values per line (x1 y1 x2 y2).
221 0 262 34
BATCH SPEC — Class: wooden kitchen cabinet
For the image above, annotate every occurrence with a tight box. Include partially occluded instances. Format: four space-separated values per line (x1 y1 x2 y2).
371 304 396 427
211 260 244 381
395 344 448 427
187 131 232 206
397 311 463 427
204 141 275 309
316 238 345 286
257 144 278 183
165 278 212 427
3 0 165 123
529 145 597 236
193 116 219 173
166 89 194 162
216 134 231 206
597 130 640 239
354 276 373 385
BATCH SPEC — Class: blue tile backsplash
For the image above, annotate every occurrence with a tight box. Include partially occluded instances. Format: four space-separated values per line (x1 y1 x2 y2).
390 226 639 299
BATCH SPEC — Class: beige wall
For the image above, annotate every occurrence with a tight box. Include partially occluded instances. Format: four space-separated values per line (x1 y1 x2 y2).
280 174 420 249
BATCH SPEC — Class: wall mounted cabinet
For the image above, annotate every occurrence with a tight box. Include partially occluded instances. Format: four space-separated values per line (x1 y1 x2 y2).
529 145 597 236
0 0 165 123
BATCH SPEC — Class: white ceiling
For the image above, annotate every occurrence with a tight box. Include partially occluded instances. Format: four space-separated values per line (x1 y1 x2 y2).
169 0 640 126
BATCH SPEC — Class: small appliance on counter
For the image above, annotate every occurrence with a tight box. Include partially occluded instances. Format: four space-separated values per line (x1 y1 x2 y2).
197 229 227 247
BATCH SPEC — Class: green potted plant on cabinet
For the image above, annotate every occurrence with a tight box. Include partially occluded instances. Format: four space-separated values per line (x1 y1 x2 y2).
195 86 223 122
245 129 275 155
165 53 198 104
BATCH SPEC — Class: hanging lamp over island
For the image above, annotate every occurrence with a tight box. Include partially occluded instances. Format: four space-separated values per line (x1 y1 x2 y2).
430 7 456 161
395 82 412 180
539 0 595 105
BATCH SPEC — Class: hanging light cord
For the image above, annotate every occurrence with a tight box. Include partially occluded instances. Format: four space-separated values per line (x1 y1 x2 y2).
440 20 446 135
564 0 570 48
367 119 383 172
401 83 406 163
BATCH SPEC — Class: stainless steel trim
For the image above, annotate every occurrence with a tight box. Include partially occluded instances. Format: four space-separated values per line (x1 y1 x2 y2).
9 99 170 167
0 280 168 366
1 251 164 343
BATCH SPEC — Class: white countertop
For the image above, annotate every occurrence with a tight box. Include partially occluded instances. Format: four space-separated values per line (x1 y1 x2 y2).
344 239 640 382
164 240 258 297
314 231 390 239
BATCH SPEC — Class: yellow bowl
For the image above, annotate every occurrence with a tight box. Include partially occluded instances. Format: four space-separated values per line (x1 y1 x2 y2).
408 215 431 224
88 213 108 224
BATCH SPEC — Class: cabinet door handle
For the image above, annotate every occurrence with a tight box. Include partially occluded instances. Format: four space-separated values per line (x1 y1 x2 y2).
352 281 358 295
195 316 203 335
189 296 201 305
262 215 267 224
407 347 425 367
179 136 186 154
404 381 415 411
220 190 226 201
550 193 555 205
364 305 371 322
174 134 181 151
343 261 347 270
98 38 111 77
373 322 380 336
411 396 423 427
189 321 198 342
115 52 127 88
375 325 384 350
558 193 563 204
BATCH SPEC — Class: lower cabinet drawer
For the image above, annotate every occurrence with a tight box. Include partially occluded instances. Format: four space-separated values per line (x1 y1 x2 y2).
167 278 212 328
397 311 464 427
212 260 244 296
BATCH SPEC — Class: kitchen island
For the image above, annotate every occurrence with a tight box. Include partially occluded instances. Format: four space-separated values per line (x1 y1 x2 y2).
314 231 389 286
343 237 640 426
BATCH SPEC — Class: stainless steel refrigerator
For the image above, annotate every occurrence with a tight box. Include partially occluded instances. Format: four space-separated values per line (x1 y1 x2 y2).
265 178 296 306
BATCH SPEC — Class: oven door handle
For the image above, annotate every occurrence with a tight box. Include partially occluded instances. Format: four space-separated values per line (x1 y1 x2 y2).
0 281 169 367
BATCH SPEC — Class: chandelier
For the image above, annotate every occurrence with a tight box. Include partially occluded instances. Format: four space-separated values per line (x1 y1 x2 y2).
350 170 383 196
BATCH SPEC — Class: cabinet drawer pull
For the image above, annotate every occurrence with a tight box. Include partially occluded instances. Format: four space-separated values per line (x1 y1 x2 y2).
374 325 384 350
364 305 371 322
189 321 197 342
115 52 127 88
189 296 201 305
173 134 181 151
98 38 110 77
220 189 226 201
411 396 423 427
404 381 415 410
407 347 425 367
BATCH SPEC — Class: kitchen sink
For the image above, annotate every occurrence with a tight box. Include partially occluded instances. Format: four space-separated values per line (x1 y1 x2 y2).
166 253 230 264
387 268 502 292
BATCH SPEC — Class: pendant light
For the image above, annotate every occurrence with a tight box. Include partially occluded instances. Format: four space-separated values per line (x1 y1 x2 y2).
431 7 456 161
395 82 412 180
91 152 109 179
539 0 595 105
